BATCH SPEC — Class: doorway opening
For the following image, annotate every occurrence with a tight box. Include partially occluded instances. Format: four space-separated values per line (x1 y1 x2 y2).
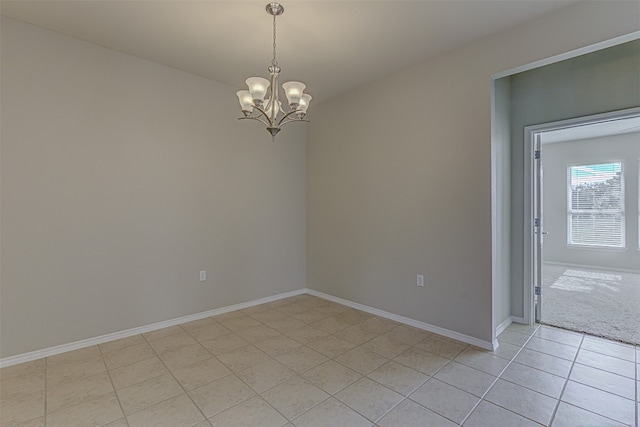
526 108 640 344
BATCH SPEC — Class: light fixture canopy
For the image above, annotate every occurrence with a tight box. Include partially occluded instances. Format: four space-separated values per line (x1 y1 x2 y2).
237 2 311 140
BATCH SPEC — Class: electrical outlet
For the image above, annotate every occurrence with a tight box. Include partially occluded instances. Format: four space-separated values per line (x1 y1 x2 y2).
199 270 206 282
417 274 424 287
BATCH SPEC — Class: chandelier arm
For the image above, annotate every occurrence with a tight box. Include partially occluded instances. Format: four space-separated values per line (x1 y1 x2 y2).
276 108 303 126
279 118 309 127
252 104 277 126
238 116 271 127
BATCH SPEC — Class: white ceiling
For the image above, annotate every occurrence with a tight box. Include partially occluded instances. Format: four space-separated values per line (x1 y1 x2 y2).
1 0 582 104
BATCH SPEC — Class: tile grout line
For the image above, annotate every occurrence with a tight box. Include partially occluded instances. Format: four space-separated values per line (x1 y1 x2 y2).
177 320 261 425
0 303 558 425
634 345 640 427
264 310 359 424
350 366 429 424
363 338 474 425
234 309 339 423
187 308 336 425
538 320 638 348
547 331 585 426
163 320 294 426
458 323 542 426
254 303 392 424
43 351 126 425
271 312 378 424
182 303 528 426
190 306 330 424
139 326 214 426
333 357 434 423
260 299 390 424
216 353 299 424
336 327 443 424
291 348 376 423
266 304 427 424
510 329 638 426
548 333 636 426
391 345 470 425
97 344 131 427
14 310 381 427
19 299 633 427
44 357 48 427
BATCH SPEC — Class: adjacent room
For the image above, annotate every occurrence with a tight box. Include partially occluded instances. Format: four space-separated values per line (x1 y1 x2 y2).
1 1 639 426
539 120 640 344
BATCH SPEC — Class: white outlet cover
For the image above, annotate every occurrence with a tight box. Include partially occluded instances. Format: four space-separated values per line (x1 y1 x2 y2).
199 271 206 281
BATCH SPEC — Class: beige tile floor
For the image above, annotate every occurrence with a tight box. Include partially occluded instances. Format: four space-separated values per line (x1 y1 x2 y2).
1 294 638 426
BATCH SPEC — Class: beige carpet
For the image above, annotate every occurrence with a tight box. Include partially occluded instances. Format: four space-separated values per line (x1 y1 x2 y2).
541 263 640 345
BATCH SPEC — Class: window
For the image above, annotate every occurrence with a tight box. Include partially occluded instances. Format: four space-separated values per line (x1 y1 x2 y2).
567 162 625 248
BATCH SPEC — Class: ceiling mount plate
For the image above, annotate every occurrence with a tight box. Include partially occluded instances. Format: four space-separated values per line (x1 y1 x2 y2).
266 2 284 16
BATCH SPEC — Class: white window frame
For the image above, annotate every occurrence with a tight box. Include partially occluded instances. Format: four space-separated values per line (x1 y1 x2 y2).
566 161 625 249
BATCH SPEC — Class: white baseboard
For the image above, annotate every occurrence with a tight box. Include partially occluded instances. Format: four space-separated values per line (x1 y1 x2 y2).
305 289 495 351
1 287 497 367
495 317 512 337
511 316 527 324
0 289 305 368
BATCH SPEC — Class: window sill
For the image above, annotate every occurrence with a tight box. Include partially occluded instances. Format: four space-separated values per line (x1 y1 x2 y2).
565 244 627 253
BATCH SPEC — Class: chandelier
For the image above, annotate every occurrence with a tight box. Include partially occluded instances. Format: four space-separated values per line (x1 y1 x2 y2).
236 2 311 140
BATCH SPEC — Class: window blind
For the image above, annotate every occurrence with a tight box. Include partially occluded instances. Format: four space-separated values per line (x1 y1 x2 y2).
567 162 624 248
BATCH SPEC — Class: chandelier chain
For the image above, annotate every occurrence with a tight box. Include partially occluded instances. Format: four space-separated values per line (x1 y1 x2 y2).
271 13 278 67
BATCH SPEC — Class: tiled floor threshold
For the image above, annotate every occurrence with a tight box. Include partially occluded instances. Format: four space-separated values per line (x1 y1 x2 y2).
1 294 638 426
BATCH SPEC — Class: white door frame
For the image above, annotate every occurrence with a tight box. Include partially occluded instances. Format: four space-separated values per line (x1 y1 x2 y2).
522 107 640 324
490 31 639 340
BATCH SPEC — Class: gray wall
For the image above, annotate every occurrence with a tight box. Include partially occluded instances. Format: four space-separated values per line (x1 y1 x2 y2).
493 78 512 331
307 2 640 344
542 133 640 272
2 1 639 358
1 17 307 358
508 40 640 318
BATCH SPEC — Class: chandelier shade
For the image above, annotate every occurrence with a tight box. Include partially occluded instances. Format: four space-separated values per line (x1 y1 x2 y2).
282 81 305 107
236 3 311 140
236 90 254 114
246 77 270 104
298 94 312 115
